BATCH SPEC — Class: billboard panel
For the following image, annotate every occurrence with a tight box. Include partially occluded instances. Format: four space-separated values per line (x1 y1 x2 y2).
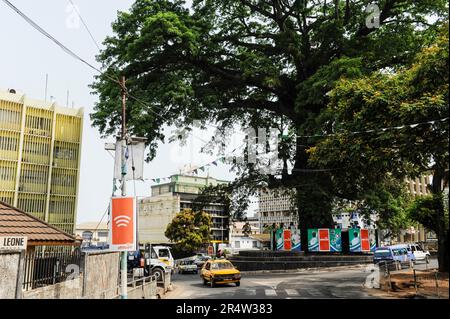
283 229 292 250
291 228 301 252
109 197 136 251
349 228 373 252
275 229 284 250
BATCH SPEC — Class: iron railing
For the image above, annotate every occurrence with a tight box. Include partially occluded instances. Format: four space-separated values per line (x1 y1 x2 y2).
22 249 82 291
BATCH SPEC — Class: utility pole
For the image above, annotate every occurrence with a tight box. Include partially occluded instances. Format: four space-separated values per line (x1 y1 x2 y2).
120 75 128 299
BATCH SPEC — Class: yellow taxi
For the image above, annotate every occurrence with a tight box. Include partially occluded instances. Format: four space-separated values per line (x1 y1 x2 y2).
200 259 241 287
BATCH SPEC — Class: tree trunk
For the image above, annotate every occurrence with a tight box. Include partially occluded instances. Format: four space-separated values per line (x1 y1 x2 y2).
432 167 449 272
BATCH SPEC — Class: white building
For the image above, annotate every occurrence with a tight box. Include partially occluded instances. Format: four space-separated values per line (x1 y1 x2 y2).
257 188 298 233
138 174 230 244
75 222 109 248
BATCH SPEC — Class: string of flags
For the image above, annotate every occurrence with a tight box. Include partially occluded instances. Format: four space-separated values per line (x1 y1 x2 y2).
297 117 449 138
146 144 245 184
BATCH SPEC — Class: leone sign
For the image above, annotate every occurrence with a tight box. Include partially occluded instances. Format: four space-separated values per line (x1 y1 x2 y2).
109 197 136 251
0 236 27 251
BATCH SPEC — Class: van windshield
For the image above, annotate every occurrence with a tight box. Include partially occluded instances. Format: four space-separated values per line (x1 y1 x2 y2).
374 249 391 257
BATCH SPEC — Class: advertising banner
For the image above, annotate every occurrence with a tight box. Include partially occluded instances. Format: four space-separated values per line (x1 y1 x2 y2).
329 229 342 252
275 229 284 250
291 228 301 252
308 228 342 252
349 228 373 252
283 229 292 250
308 229 319 252
109 197 136 251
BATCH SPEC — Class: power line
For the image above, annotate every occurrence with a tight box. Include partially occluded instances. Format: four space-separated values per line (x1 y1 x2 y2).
67 0 101 51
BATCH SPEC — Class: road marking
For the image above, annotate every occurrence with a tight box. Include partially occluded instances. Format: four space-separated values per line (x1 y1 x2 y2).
285 289 299 296
265 289 277 296
245 289 256 296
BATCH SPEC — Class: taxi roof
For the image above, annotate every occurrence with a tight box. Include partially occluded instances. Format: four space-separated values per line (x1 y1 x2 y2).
209 259 232 263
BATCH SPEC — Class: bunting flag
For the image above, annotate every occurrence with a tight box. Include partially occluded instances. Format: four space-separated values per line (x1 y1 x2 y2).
193 169 198 174
199 166 206 172
212 161 218 166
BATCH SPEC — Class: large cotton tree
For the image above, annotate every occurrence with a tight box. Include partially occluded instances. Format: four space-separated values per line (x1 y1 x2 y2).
91 0 448 251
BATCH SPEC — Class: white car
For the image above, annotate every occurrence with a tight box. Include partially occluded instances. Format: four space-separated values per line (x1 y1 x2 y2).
178 260 198 274
407 243 431 263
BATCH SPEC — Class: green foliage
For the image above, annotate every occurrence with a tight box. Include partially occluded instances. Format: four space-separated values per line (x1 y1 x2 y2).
407 193 449 234
242 220 252 237
92 0 448 232
165 209 211 253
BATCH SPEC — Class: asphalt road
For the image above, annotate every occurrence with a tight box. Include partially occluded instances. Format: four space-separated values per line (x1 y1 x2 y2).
166 265 378 299
166 258 438 299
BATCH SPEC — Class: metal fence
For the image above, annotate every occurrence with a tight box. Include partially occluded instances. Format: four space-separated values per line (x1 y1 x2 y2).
22 249 82 291
378 261 448 298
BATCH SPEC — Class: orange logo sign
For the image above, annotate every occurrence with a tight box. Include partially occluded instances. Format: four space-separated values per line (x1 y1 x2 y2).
110 197 135 250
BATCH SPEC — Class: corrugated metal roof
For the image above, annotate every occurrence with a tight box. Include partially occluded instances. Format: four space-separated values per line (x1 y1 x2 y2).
0 201 79 244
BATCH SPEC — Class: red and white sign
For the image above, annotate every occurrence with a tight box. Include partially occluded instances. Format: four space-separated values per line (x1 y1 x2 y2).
109 197 136 251
360 229 370 252
283 230 292 250
318 229 330 251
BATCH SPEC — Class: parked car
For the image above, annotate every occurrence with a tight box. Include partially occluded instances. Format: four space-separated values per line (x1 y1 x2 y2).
406 243 430 263
194 255 211 269
200 259 241 288
178 260 198 274
373 244 416 269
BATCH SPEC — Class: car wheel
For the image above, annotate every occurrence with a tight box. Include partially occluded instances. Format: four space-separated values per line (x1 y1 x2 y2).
235 281 240 287
203 278 207 286
396 261 402 270
425 256 430 264
195 270 198 274
210 278 215 288
152 268 164 282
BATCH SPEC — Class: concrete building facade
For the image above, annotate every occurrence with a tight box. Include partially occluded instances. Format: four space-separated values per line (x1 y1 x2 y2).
138 174 230 244
75 222 109 248
257 188 298 233
0 89 83 234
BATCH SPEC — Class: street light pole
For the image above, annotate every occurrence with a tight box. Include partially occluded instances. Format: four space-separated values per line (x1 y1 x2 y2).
120 76 128 299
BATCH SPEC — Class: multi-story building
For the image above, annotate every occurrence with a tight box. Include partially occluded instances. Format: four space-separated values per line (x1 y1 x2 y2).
257 188 298 233
401 176 435 243
0 89 83 234
138 174 230 244
75 222 109 248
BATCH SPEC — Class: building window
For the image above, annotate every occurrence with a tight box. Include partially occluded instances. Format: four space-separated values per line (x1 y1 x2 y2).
235 241 240 248
97 231 108 238
252 241 258 248
82 231 93 241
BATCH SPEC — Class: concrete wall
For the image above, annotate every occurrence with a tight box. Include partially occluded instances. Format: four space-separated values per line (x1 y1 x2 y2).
82 251 120 299
0 251 22 299
23 276 82 299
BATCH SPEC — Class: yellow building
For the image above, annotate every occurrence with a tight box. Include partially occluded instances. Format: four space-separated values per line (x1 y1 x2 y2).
0 89 83 234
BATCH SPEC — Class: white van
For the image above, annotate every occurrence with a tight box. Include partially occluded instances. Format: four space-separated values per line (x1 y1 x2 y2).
406 243 430 263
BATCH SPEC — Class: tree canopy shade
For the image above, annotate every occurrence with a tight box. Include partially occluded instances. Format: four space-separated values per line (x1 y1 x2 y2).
91 0 448 253
165 209 211 252
310 24 449 270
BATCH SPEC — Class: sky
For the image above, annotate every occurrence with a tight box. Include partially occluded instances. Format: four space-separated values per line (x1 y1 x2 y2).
0 0 256 223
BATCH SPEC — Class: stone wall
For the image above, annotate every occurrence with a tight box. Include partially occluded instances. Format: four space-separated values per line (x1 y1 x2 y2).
23 276 82 299
82 251 120 299
0 251 22 299
229 250 373 271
